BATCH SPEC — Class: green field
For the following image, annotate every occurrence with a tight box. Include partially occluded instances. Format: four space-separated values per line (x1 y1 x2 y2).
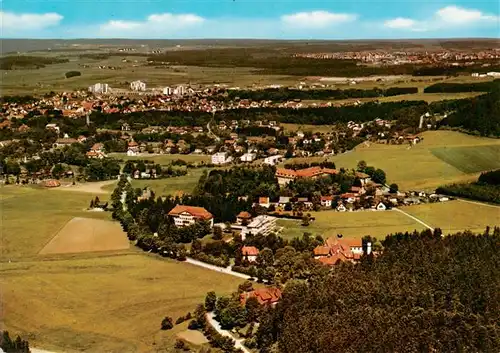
430 145 500 173
277 209 427 240
0 186 242 352
109 153 211 165
317 130 500 191
401 200 499 235
102 168 208 196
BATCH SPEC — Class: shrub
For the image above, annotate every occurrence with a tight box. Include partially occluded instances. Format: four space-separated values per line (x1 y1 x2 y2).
65 70 81 78
161 316 173 330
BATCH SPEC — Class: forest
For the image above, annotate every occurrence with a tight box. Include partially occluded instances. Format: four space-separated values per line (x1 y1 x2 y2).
424 79 500 93
0 55 68 70
226 87 418 102
255 230 500 353
439 88 500 136
437 169 500 204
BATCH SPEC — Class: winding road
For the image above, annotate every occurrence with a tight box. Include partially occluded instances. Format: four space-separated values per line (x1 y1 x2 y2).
206 312 250 353
393 208 435 231
206 120 221 142
185 258 251 280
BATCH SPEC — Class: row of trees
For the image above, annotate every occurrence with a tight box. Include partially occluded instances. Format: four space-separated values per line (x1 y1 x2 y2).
1 331 30 353
226 87 419 102
437 169 500 204
424 79 500 93
255 229 500 353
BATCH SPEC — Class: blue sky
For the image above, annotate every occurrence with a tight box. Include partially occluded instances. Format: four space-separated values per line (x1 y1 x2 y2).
1 0 499 39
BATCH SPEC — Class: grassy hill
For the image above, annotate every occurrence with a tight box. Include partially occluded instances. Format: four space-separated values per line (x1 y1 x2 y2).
0 186 241 352
327 130 500 191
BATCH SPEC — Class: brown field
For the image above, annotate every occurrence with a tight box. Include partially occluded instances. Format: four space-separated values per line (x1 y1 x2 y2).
177 330 209 345
39 217 130 255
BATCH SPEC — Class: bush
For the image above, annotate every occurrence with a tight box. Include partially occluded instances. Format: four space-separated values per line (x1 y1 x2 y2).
65 70 82 78
161 316 174 330
188 319 200 330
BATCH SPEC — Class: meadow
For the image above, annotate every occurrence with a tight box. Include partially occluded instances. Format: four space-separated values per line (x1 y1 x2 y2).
0 186 244 352
108 153 211 165
288 130 500 191
401 200 499 235
277 209 427 241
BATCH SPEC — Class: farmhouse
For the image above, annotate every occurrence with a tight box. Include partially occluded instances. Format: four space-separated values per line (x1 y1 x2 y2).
320 196 333 207
240 287 282 306
275 166 338 185
314 237 369 265
236 211 253 225
241 246 259 263
168 205 214 228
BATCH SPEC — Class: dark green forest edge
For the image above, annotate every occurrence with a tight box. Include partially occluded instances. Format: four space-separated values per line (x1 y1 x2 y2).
1 331 31 353
437 169 500 204
254 231 499 353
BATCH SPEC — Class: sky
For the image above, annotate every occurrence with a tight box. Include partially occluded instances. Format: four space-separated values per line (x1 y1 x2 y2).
1 0 499 39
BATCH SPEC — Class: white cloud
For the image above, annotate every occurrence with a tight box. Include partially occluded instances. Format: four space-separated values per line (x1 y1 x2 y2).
281 11 357 29
384 18 418 30
99 13 204 36
0 11 63 30
436 6 498 24
383 5 499 32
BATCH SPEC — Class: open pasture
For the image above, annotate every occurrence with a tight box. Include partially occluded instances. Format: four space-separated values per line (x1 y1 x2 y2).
0 254 240 353
109 153 211 165
277 209 426 240
326 131 500 191
39 217 129 255
401 200 499 235
430 144 500 173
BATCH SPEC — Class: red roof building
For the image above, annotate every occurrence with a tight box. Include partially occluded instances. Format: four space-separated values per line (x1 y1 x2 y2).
240 287 282 306
168 205 214 228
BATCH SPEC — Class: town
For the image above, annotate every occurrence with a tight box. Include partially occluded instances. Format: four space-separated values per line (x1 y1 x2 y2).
1 34 499 353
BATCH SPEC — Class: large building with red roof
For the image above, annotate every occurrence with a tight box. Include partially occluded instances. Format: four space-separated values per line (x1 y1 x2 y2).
314 237 369 265
240 287 282 306
276 166 338 186
167 205 214 228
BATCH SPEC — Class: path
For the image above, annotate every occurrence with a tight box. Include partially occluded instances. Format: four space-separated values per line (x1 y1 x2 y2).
185 257 251 280
206 120 221 142
55 179 116 194
393 208 435 231
206 312 250 353
31 348 59 353
456 198 500 209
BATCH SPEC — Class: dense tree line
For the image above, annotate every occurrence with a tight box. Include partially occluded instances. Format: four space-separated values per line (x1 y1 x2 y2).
437 169 500 204
0 55 68 70
256 229 500 353
439 88 500 136
424 79 500 93
226 87 418 102
1 331 30 353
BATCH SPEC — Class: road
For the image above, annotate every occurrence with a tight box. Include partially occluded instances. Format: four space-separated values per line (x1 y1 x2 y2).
393 208 435 231
456 198 500 209
185 257 251 280
31 349 59 353
206 120 221 142
206 312 250 353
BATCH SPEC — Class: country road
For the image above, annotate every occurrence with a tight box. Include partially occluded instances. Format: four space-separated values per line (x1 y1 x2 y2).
206 312 250 353
393 208 435 231
185 258 251 280
206 120 221 142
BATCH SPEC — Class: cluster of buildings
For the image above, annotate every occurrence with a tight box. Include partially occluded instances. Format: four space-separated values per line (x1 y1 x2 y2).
292 49 500 66
313 237 369 265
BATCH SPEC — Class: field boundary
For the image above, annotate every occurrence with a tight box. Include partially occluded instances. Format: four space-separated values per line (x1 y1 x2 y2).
393 208 435 231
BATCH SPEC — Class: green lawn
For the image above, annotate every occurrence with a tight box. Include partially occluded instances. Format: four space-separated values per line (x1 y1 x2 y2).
0 186 242 352
277 209 426 241
324 131 500 191
401 200 500 235
102 168 209 196
430 145 500 173
0 186 112 259
109 153 211 165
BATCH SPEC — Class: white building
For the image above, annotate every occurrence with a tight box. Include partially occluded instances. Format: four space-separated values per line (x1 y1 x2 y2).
241 246 259 263
174 85 186 96
167 205 214 228
162 86 173 95
240 153 256 162
487 72 500 77
264 155 283 166
238 215 277 240
211 152 232 165
88 83 109 94
130 80 146 91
